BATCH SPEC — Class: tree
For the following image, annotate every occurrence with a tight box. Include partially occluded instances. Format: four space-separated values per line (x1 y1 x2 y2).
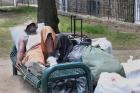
37 0 60 33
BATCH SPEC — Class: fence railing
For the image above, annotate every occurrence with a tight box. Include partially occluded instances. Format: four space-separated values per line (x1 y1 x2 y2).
0 0 139 23
56 0 136 23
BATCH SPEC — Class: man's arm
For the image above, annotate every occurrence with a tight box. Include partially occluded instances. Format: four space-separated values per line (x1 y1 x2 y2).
16 37 27 68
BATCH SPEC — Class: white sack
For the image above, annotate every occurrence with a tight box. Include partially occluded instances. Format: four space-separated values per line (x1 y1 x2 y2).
94 72 140 93
91 38 112 54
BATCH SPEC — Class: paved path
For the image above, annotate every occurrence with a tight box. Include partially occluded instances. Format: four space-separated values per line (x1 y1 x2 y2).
0 49 140 93
113 49 140 62
0 58 39 93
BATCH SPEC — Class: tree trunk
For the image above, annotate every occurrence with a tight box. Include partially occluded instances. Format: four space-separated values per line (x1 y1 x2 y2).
37 0 60 33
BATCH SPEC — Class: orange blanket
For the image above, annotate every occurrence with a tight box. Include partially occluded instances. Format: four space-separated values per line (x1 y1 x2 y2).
22 26 56 65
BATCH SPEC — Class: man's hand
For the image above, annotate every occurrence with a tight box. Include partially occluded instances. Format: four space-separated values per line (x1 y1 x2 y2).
16 60 22 69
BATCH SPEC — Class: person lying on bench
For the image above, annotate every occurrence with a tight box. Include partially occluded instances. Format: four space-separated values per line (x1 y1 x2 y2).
16 23 73 75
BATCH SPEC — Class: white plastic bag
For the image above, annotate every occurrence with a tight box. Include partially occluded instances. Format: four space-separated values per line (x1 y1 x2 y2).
122 57 140 79
94 72 132 93
91 38 112 54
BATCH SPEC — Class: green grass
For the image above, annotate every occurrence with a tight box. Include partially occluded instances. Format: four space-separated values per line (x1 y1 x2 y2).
0 6 139 57
59 16 140 49
0 6 37 14
58 16 108 34
0 6 37 57
0 7 37 27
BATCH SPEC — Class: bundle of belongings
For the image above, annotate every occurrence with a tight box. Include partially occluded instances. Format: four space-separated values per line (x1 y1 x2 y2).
10 22 129 93
10 22 88 93
94 57 140 93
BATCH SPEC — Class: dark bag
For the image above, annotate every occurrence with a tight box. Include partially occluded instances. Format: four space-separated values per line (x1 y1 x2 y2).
49 77 87 93
67 45 85 62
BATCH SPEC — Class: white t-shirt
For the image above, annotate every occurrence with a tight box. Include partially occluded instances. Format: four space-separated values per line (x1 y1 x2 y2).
10 23 44 49
26 34 41 51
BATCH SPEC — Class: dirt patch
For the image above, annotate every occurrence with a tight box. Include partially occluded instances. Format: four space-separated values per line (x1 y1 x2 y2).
0 58 39 93
0 48 140 93
0 12 25 24
0 13 15 26
0 12 17 19
113 49 140 62
0 12 23 23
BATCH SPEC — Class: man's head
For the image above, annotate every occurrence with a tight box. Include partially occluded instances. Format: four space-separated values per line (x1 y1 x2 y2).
25 23 38 35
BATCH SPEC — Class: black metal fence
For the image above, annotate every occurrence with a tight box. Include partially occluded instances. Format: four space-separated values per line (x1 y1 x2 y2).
1 0 139 23
56 0 136 23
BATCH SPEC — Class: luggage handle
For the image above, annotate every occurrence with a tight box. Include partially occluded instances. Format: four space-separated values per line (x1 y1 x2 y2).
70 15 83 40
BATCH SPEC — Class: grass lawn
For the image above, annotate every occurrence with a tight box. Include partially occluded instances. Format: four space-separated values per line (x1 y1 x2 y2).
59 16 140 50
0 6 140 57
0 6 37 57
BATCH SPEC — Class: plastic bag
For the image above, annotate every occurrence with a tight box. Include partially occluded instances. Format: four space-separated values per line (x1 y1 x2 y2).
91 38 112 54
67 45 85 62
82 46 125 85
94 72 140 93
94 72 132 93
122 57 140 79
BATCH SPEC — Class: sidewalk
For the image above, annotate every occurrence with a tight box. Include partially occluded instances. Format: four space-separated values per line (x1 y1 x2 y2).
0 58 39 93
113 49 140 62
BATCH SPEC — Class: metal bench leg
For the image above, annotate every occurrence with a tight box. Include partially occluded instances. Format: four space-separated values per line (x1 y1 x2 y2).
13 65 17 75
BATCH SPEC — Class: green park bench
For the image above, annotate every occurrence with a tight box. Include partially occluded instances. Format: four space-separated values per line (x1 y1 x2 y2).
10 45 93 93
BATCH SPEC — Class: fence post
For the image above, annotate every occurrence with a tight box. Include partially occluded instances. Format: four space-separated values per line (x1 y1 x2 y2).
27 0 29 7
65 0 68 12
75 0 77 13
133 0 136 23
14 0 16 6
108 0 111 20
0 0 2 6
